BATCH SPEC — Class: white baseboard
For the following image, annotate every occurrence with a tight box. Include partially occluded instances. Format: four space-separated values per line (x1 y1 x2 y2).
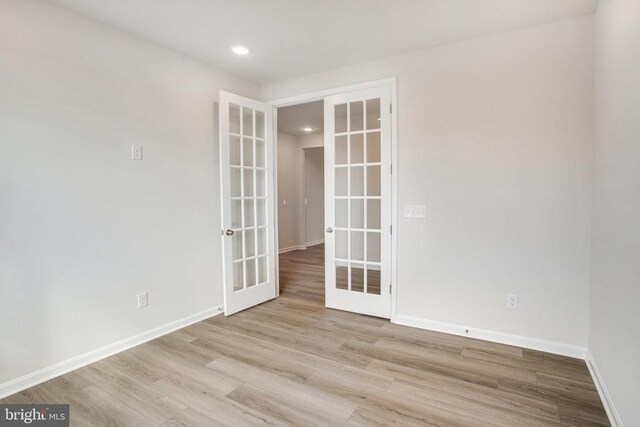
0 305 224 400
305 239 324 247
394 314 587 359
279 245 306 254
586 350 623 427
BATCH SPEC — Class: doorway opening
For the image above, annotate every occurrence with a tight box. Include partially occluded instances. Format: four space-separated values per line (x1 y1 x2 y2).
276 101 326 304
218 79 396 318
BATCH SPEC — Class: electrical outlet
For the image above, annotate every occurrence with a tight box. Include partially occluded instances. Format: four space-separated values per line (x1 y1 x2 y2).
131 144 143 160
507 294 518 309
137 292 148 308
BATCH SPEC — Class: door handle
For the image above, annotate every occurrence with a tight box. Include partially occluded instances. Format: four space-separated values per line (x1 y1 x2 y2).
325 227 333 233
225 229 234 236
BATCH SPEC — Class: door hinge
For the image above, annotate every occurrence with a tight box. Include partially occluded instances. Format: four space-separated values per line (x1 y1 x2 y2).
389 284 392 294
221 229 224 236
389 104 392 114
390 225 392 235
390 164 393 174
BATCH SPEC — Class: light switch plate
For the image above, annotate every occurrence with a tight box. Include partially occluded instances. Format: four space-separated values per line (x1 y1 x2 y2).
131 145 143 160
404 205 426 218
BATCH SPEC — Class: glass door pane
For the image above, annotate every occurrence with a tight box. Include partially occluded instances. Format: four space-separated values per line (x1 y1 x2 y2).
333 96 384 295
231 104 265 293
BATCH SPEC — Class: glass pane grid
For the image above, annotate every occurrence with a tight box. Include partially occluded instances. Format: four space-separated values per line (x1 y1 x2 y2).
230 165 267 170
232 225 268 231
335 258 381 266
335 162 381 168
239 104 246 290
229 104 270 293
252 132 259 287
334 129 381 137
335 227 380 233
229 132 265 141
335 196 381 200
347 105 351 291
363 124 368 293
334 98 382 295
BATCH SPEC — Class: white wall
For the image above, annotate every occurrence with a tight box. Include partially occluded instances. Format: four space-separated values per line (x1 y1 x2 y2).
304 147 325 245
0 0 258 387
276 132 302 250
264 16 595 351
298 132 325 150
298 133 325 247
589 0 640 424
276 131 326 251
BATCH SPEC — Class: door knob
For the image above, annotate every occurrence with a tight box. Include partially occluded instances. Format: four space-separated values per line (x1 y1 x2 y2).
225 229 234 236
325 227 334 233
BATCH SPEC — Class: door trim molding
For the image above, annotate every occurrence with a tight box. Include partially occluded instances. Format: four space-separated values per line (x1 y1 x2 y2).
268 78 397 108
268 78 398 321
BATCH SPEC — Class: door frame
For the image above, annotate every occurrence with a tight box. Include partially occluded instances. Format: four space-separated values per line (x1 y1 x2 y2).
267 77 398 322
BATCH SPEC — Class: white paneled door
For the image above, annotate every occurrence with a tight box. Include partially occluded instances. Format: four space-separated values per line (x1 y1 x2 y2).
219 91 276 315
324 87 392 318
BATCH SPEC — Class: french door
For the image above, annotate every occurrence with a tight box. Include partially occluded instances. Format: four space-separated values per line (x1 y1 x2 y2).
219 91 276 315
324 86 392 318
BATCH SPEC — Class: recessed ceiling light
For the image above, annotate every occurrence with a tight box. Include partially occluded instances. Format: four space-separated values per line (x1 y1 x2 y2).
303 127 313 132
231 45 249 55
377 117 381 121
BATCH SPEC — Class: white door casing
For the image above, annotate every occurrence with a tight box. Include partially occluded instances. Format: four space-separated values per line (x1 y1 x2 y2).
324 86 392 318
219 91 276 315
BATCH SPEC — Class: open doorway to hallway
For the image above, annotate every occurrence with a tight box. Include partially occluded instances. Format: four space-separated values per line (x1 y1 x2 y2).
276 101 326 302
271 81 395 319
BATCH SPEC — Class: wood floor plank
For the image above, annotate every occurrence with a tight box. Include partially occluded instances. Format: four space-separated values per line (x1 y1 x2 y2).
380 322 524 358
386 379 560 426
373 338 539 384
343 339 502 388
75 360 187 424
126 341 241 396
303 368 490 426
161 407 226 427
461 348 592 383
208 357 358 420
65 385 155 427
498 378 608 414
101 350 169 386
227 383 352 427
194 324 389 390
150 375 275 426
0 243 610 426
367 359 561 422
348 394 483 427
3 371 91 404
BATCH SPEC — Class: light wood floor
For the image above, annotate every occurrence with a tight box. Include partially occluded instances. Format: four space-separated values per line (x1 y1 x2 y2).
2 244 609 426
